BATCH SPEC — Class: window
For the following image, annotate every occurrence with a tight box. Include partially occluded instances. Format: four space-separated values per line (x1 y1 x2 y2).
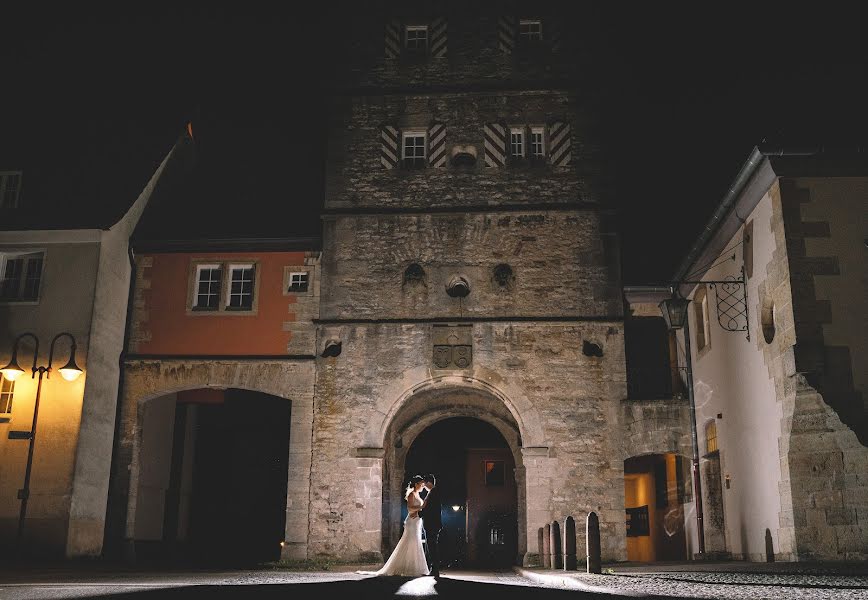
0 378 13 414
519 19 542 44
530 127 545 158
226 264 255 310
484 460 505 486
193 264 222 311
288 272 309 293
0 171 22 208
0 252 44 301
705 420 718 455
405 25 428 51
402 131 426 169
694 285 711 352
625 505 650 537
509 128 524 159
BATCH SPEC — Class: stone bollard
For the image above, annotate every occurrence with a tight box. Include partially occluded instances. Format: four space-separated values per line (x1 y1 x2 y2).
550 520 563 569
542 523 551 568
564 516 577 570
586 511 601 574
537 527 545 566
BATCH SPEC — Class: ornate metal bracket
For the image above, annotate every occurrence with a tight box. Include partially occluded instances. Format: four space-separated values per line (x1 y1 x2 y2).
681 267 751 341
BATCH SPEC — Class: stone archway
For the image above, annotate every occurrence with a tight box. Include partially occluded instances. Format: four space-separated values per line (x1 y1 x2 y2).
105 358 315 561
379 380 536 566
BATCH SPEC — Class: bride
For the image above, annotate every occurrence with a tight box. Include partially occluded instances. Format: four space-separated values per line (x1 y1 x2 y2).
367 475 432 576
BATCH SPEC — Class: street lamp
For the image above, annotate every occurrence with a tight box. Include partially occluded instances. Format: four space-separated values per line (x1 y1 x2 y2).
658 290 706 557
2 332 82 549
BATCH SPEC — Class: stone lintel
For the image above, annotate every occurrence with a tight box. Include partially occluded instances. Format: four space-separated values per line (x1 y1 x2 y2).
353 447 385 458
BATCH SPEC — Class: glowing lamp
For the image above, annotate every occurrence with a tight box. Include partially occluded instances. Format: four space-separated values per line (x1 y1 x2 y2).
452 505 461 512
1 360 25 382
58 356 83 381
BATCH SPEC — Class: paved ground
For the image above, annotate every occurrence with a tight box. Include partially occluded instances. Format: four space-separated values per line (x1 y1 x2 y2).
1 562 866 599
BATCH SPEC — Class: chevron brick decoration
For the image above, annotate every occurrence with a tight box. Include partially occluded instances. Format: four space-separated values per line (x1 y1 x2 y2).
380 125 400 169
428 123 446 167
385 19 402 59
483 123 507 167
549 121 571 167
497 16 516 53
430 17 447 58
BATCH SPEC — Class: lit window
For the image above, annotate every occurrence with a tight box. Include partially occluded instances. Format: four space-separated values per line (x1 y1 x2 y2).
705 420 718 454
226 264 255 310
0 252 44 302
530 127 545 158
288 272 309 293
405 25 428 51
519 19 542 43
484 460 505 486
402 132 426 169
0 171 22 208
0 378 14 414
193 264 222 311
509 128 524 159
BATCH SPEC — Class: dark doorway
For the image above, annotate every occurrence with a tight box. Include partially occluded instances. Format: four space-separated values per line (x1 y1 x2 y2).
404 417 518 569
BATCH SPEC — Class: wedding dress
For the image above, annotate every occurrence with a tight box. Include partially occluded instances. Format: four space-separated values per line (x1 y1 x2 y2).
373 491 430 576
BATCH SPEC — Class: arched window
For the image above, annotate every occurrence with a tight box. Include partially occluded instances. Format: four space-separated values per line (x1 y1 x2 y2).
705 420 718 455
403 263 426 287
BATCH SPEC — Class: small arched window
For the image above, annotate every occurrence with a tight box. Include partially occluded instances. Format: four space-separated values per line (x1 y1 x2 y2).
403 263 426 287
705 420 718 455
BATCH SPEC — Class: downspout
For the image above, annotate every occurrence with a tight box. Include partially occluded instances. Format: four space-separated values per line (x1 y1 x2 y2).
102 244 138 561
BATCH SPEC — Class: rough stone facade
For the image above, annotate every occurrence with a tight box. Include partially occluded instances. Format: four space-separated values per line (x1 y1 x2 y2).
310 6 627 564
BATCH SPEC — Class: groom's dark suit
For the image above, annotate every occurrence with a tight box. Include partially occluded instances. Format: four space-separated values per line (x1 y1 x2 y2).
420 484 442 576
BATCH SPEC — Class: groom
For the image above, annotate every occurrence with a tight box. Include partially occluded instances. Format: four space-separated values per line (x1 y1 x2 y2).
420 473 442 578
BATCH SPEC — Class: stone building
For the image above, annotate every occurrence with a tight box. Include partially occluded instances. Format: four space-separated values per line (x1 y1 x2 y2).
0 128 188 557
625 147 868 561
310 5 625 565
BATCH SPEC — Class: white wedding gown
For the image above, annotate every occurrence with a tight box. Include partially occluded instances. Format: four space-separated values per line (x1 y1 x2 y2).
373 492 429 576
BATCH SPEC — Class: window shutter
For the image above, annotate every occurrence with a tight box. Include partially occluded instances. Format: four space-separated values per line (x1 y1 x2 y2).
380 125 400 170
497 16 516 54
385 19 402 59
428 122 446 167
483 123 507 167
548 121 571 167
430 17 447 58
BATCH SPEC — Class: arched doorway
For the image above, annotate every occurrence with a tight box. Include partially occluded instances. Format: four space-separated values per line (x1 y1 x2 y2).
131 387 291 564
623 453 690 562
381 383 527 568
404 417 518 568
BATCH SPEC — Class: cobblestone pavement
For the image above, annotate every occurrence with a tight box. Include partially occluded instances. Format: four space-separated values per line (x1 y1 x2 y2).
518 562 868 600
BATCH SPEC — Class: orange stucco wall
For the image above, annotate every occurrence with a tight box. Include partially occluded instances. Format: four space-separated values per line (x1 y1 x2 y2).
135 251 307 356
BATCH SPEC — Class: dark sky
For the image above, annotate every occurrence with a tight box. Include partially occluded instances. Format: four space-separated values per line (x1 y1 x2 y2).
5 3 866 282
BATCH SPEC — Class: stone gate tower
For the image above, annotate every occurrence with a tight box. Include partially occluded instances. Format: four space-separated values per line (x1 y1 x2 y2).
311 3 627 564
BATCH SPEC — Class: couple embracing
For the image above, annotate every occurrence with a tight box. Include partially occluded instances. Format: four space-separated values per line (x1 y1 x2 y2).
369 473 441 577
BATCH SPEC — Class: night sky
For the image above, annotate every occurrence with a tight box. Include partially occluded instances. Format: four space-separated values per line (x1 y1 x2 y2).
5 3 866 283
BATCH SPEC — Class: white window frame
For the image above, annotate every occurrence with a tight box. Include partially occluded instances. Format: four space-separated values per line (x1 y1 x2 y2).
701 294 711 345
0 378 14 415
288 271 309 293
519 19 543 43
193 263 222 310
0 171 22 209
530 126 545 158
402 130 427 168
509 127 525 159
0 250 45 303
225 263 256 311
405 25 428 51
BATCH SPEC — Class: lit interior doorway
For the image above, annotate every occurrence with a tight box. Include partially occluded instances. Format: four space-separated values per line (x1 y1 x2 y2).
623 453 690 562
133 388 291 565
403 417 518 569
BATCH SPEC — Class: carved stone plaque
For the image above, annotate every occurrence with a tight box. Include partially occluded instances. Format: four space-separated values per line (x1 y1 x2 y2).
432 325 472 369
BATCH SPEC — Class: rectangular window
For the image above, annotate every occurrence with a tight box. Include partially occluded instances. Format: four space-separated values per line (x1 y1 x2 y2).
530 127 545 158
694 286 710 352
287 272 309 293
405 25 428 51
519 19 542 43
226 264 255 310
193 264 222 311
625 505 650 537
0 378 13 414
484 460 505 486
0 252 44 302
509 128 524 159
402 131 426 169
0 171 22 209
